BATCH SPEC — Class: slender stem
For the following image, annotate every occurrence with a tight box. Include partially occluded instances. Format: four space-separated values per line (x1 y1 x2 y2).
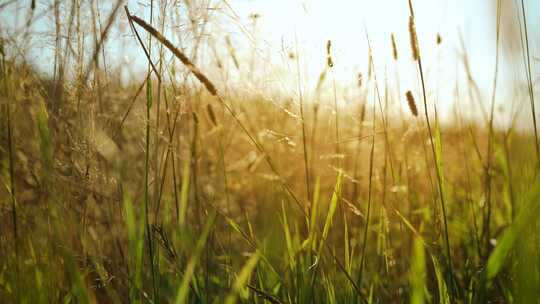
295 33 311 206
484 0 501 262
418 44 456 298
408 0 455 294
520 0 539 166
144 77 157 302
331 69 340 163
358 101 375 290
127 1 158 299
357 27 382 295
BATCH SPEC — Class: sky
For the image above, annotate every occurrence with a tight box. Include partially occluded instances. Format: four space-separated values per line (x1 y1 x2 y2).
224 0 539 125
1 0 539 127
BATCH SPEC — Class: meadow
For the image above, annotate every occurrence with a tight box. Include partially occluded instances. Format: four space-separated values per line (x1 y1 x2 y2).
1 0 539 303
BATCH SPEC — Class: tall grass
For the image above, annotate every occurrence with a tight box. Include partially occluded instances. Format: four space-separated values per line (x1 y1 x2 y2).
2 35 19 303
0 1 539 303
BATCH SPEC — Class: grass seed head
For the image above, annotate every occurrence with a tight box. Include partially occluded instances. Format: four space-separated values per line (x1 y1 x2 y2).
207 103 218 127
326 40 334 68
406 90 418 116
408 16 420 61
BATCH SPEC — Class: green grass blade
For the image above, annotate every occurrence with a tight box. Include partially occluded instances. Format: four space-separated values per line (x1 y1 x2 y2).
307 176 321 251
431 255 450 304
486 178 540 279
63 249 91 304
317 172 342 255
344 212 350 273
281 200 295 270
123 195 144 303
225 251 261 304
179 156 191 227
410 237 426 304
175 211 217 304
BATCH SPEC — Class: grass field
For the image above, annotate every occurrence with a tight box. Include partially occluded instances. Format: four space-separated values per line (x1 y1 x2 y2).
1 0 539 303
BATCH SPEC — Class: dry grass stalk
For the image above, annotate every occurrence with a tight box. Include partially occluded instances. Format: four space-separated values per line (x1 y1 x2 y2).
408 0 415 17
225 35 240 70
367 49 373 79
83 0 123 84
391 33 398 60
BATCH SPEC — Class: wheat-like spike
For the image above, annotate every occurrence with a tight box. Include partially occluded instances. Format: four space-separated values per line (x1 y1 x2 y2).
405 90 418 116
436 33 442 45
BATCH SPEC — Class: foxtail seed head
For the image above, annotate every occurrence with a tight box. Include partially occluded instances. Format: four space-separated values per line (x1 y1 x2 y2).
405 90 418 117
408 16 420 61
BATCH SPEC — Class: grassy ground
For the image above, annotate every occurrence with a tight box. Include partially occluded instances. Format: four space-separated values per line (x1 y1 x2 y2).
1 1 540 303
